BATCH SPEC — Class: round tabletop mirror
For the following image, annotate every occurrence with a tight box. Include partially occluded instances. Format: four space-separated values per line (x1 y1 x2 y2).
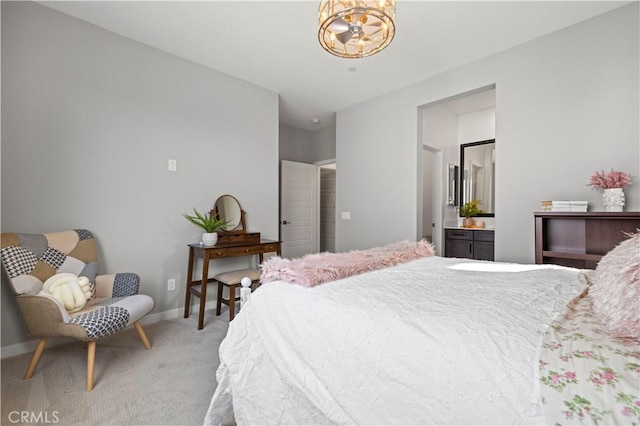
213 194 243 232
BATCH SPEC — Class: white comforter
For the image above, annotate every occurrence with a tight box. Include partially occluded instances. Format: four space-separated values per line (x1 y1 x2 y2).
205 256 587 425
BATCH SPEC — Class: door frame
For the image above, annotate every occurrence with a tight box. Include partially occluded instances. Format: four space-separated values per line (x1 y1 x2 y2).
315 159 336 253
420 146 444 255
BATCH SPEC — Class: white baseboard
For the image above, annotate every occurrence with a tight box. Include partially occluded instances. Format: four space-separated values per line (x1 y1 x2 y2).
1 339 50 360
0 301 218 359
138 300 218 325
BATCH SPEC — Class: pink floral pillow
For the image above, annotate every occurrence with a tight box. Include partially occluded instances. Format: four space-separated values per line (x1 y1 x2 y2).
589 230 640 339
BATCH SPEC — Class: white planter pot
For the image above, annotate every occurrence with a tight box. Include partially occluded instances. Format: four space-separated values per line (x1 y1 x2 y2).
202 232 218 247
602 188 625 212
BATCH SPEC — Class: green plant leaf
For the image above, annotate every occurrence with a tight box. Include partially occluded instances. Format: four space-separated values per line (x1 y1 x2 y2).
183 207 232 233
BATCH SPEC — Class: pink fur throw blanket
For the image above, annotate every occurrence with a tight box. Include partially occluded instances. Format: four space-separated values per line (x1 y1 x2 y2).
261 240 435 287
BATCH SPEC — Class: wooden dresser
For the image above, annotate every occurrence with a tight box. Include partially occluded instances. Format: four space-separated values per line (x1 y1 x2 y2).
534 212 640 268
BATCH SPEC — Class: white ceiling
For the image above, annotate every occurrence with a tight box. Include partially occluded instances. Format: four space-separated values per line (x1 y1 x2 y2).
40 1 630 131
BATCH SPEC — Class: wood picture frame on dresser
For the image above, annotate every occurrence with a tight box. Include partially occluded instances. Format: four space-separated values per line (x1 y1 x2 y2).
534 212 640 268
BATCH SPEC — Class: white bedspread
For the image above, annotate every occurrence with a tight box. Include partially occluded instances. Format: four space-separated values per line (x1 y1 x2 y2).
205 256 587 425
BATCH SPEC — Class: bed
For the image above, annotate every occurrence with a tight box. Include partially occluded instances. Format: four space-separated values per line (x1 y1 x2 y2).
204 239 640 426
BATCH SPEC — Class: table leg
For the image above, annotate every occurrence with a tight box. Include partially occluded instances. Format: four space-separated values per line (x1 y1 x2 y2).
184 247 195 318
198 251 210 330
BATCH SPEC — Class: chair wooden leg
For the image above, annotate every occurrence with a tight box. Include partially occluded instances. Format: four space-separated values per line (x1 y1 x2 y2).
228 286 236 321
24 337 47 380
86 341 96 391
133 321 152 350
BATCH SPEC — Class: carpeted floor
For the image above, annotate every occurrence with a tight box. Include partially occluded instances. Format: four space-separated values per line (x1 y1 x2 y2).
1 309 230 426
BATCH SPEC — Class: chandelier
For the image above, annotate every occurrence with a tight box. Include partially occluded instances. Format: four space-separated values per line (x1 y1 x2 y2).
318 0 396 59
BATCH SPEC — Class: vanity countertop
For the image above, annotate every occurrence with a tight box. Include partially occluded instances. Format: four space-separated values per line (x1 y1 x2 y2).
445 225 495 231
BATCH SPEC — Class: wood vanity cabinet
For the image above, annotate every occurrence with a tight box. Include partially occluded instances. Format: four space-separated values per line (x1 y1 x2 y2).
534 212 640 268
444 229 495 261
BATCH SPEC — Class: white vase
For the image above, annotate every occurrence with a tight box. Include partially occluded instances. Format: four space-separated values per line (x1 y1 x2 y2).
602 188 625 212
202 232 218 247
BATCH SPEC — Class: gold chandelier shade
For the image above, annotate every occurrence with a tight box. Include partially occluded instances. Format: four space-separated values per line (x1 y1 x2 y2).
318 0 396 59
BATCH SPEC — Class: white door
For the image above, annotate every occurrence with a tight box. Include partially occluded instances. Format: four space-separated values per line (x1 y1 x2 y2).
281 160 319 258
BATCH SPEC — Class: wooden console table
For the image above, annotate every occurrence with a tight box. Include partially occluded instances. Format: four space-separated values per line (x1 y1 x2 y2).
184 239 281 329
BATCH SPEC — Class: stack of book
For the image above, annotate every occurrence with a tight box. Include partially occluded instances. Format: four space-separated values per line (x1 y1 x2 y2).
540 200 588 212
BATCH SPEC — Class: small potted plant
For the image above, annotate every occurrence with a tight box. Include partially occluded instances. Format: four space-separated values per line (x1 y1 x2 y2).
459 199 483 227
588 169 631 212
183 208 230 246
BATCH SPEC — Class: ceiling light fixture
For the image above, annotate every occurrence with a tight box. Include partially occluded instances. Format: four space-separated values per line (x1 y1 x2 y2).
318 0 396 59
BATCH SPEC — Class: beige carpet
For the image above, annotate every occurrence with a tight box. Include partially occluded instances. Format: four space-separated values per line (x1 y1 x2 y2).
1 309 230 426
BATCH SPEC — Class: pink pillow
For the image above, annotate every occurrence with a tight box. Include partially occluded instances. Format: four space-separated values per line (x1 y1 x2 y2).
589 230 640 339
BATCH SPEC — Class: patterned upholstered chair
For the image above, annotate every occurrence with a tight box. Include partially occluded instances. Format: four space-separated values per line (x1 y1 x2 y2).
1 229 154 391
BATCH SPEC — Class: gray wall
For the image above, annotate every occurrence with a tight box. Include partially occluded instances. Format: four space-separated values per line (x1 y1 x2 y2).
310 126 337 163
336 3 639 262
279 123 336 164
1 2 279 350
279 124 315 163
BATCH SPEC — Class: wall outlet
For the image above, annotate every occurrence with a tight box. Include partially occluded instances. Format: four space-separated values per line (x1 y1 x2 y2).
167 278 176 291
168 159 177 172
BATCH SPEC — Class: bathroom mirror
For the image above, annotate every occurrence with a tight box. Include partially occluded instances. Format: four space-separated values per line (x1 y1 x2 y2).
212 194 246 232
459 139 495 217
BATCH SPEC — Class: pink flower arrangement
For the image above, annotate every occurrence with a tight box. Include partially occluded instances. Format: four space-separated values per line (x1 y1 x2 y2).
588 169 632 189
